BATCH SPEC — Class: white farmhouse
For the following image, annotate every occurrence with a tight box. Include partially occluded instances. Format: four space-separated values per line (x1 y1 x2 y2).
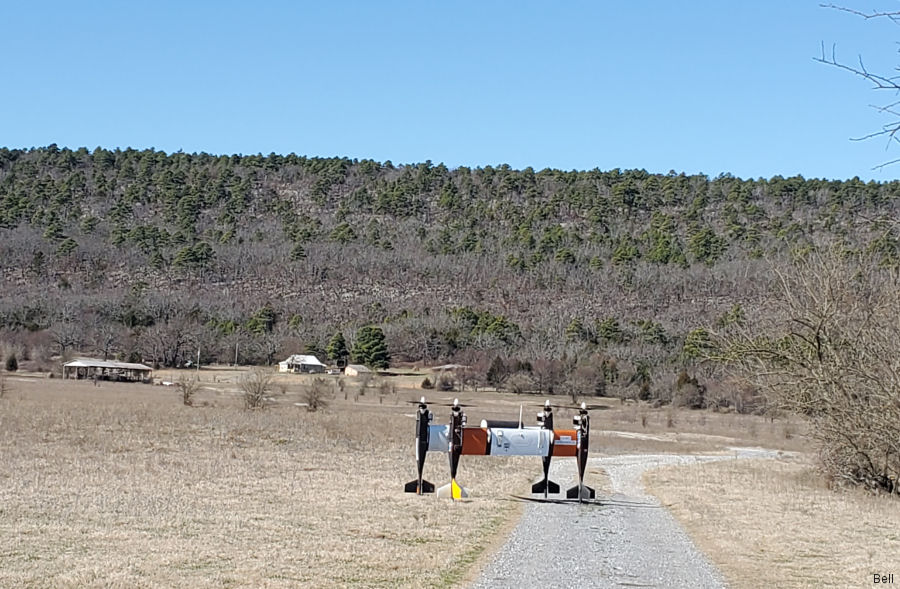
278 354 327 374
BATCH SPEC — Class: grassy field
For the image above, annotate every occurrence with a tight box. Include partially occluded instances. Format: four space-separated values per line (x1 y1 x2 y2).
0 365 861 588
645 457 900 588
0 370 536 588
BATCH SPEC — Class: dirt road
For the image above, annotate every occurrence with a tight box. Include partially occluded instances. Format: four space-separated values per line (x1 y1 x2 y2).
470 450 778 588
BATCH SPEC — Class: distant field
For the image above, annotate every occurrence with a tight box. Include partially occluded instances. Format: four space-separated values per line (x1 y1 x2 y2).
1 366 815 587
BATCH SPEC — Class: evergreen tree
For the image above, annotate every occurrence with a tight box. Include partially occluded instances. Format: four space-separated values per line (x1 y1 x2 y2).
56 237 78 257
596 317 625 345
246 306 277 335
688 226 727 265
351 326 390 369
565 318 586 342
683 328 713 362
325 331 349 365
290 242 307 261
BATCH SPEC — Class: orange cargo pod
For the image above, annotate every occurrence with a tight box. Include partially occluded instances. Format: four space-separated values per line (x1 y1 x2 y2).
551 429 578 457
461 427 490 455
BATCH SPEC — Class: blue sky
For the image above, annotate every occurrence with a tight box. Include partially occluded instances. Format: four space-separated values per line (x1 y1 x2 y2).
2 1 900 180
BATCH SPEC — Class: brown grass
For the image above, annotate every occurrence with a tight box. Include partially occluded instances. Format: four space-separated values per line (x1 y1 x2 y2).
644 457 900 589
0 374 532 588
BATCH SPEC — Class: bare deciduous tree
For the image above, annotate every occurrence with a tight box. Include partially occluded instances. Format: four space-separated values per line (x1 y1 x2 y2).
178 374 200 407
714 246 899 493
818 4 900 168
504 372 534 395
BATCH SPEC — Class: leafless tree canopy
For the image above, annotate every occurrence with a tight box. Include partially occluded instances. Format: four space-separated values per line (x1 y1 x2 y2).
818 3 900 168
715 245 900 492
177 374 200 407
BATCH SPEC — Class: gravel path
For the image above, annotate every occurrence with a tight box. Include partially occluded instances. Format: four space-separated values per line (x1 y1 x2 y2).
470 449 780 589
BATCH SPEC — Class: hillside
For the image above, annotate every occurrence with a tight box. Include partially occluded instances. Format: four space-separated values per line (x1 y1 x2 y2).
1 146 897 405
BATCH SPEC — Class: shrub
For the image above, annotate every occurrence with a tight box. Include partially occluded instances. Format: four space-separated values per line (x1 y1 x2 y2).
672 370 706 409
240 369 272 409
304 378 329 412
5 354 18 372
420 377 433 389
436 373 456 392
379 380 393 397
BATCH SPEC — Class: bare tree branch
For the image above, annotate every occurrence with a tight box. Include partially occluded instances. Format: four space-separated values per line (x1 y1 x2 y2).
817 5 900 168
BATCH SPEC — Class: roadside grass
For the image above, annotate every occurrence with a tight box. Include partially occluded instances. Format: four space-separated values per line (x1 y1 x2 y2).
438 512 511 587
644 457 900 589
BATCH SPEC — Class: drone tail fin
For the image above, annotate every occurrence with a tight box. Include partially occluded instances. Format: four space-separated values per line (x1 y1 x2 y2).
451 478 463 500
566 484 595 501
436 478 469 500
531 479 560 495
404 479 435 494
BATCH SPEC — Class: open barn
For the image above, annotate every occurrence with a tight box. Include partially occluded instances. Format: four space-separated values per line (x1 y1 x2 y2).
62 358 153 383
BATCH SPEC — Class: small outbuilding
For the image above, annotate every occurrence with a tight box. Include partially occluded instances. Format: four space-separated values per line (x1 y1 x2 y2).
344 364 371 377
63 358 153 383
278 354 327 374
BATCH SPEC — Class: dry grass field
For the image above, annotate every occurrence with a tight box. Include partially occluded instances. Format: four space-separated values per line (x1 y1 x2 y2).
3 365 874 588
645 457 900 588
0 370 534 588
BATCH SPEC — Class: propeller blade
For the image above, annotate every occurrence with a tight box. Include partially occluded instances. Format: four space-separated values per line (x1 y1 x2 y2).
549 403 610 411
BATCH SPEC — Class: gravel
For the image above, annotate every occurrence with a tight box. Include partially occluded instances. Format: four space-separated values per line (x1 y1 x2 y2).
470 449 781 589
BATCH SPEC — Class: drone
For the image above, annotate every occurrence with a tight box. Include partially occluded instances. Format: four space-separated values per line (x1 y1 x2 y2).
404 397 595 502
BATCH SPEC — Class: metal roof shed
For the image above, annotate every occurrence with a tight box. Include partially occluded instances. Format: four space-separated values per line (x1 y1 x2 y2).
63 358 153 383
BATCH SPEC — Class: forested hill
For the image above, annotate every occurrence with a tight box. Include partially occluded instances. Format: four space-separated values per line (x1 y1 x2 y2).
1 146 897 401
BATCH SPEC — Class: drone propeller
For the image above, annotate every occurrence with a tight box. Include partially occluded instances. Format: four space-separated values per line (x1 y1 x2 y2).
431 398 474 408
546 402 611 411
529 401 595 407
404 397 474 408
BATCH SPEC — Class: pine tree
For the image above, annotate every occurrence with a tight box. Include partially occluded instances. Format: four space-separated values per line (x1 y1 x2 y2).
325 331 349 365
351 326 390 369
290 243 307 261
565 318 586 342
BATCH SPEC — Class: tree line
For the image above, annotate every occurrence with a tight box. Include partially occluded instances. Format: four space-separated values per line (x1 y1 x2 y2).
0 146 897 411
